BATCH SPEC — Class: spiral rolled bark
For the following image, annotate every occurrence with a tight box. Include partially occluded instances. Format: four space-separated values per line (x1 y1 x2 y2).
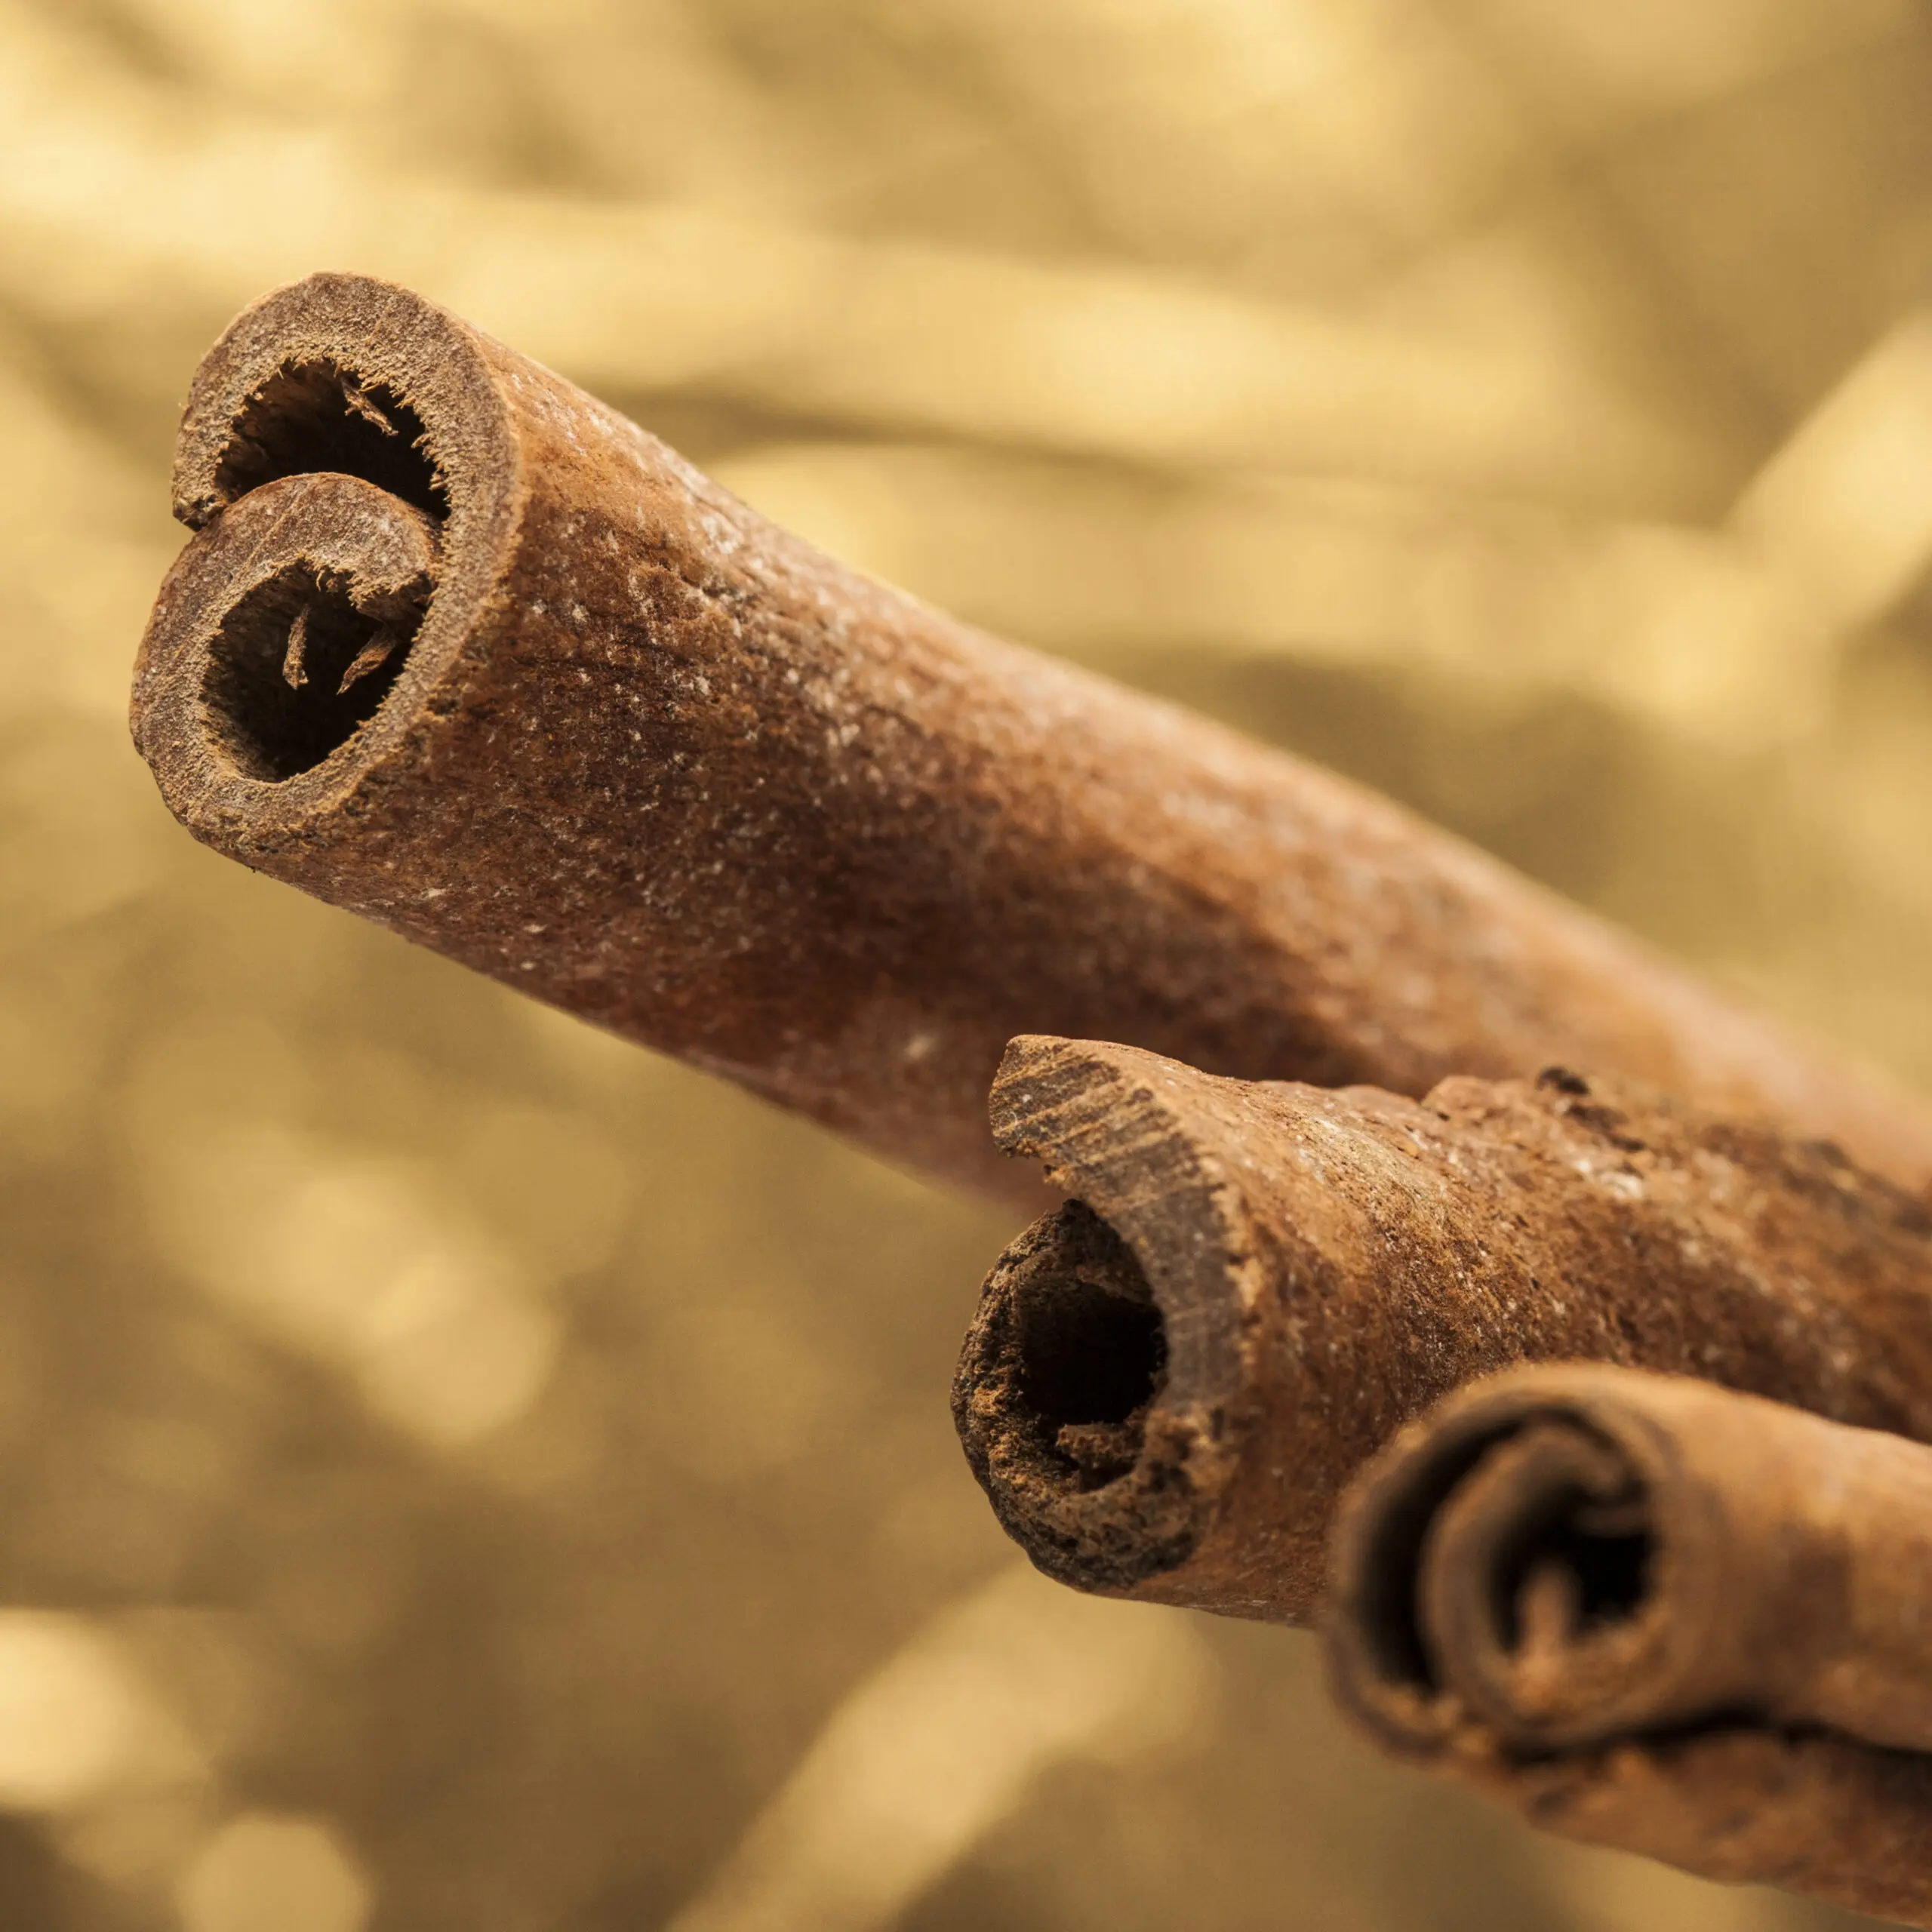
131 274 1932 1205
1324 1364 1932 1927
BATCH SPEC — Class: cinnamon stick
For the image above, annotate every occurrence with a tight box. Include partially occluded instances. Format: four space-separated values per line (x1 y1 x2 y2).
952 1037 1932 1623
1324 1363 1932 1927
128 274 1932 1207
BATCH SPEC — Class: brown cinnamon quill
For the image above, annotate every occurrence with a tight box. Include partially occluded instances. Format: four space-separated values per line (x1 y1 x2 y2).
953 1037 1932 1623
129 274 1932 1207
1324 1363 1932 1927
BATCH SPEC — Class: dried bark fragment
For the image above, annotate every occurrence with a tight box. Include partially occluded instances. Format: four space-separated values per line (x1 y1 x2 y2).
1326 1364 1932 1927
953 1038 1932 1622
130 275 1932 1206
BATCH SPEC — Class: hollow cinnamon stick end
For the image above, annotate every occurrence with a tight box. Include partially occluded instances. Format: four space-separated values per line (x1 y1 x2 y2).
955 1035 1272 1605
1320 1367 1656 1756
1317 1365 1932 1922
166 272 490 534
131 273 524 866
953 1199 1204 1594
132 475 447 814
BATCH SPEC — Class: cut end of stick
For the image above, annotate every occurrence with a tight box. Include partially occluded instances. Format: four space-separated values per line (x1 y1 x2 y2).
183 352 450 777
1323 1367 1932 1921
173 474 443 784
954 1036 1270 1605
954 1199 1204 1593
195 354 448 530
1327 1369 1700 1757
132 273 513 834
202 543 432 781
1005 1202 1169 1486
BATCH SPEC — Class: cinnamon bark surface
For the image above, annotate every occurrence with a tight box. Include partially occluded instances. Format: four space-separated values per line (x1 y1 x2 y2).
1325 1364 1932 1927
953 1038 1932 1623
129 274 1932 1207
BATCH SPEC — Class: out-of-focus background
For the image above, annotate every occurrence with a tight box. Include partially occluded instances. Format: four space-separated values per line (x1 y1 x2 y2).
0 2 1927 1927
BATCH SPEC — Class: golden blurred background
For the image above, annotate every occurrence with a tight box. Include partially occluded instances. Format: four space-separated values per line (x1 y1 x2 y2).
1 1 1927 1926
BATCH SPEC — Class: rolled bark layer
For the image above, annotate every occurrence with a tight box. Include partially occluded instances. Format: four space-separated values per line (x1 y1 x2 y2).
129 274 1932 1204
952 1038 1932 1622
1325 1364 1932 1926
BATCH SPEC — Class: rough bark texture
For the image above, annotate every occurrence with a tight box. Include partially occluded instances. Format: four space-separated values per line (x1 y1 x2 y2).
953 1037 1932 1623
1325 1364 1932 1927
130 274 1932 1208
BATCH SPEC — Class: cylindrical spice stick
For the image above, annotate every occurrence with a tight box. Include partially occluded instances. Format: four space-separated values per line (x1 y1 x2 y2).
952 1036 1932 1622
129 273 1932 1206
1325 1363 1932 1927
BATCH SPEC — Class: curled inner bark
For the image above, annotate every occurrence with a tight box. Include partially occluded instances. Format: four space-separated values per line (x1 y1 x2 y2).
189 475 440 780
1414 1423 1660 1745
1324 1364 1932 1927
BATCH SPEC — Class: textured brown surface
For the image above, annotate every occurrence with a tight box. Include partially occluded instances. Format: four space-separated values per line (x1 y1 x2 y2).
129 274 1932 1209
1324 1364 1932 1926
953 1037 1932 1623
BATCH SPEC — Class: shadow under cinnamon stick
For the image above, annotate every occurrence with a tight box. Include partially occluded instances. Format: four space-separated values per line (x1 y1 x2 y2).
130 274 1932 1208
1324 1363 1932 1928
952 1036 1932 1623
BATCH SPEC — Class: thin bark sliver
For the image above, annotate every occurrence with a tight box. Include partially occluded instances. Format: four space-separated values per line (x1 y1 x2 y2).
130 275 1932 1203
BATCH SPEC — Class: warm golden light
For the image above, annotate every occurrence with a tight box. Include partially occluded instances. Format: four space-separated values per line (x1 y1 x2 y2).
0 1 1924 1926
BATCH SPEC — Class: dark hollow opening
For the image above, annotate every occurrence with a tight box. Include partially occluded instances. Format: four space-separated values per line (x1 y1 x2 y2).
213 361 448 518
1014 1274 1167 1432
1351 1433 1657 1697
1493 1504 1654 1649
201 567 414 780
